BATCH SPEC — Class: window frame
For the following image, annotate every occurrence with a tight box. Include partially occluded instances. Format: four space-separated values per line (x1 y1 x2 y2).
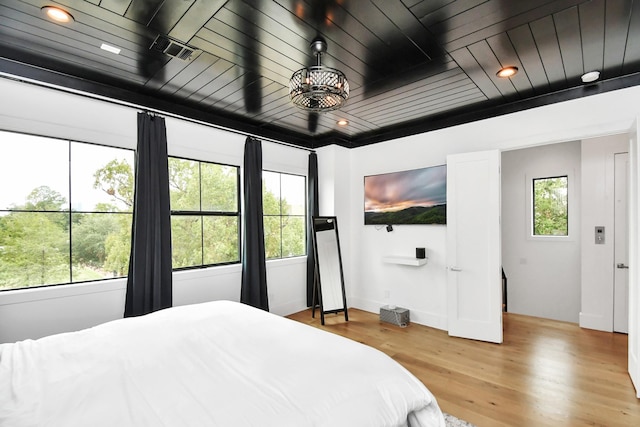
527 172 574 241
262 169 307 260
0 131 135 291
169 155 241 271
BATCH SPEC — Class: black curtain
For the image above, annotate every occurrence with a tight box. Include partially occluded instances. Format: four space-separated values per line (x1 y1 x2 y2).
306 151 319 307
124 113 172 317
241 137 269 311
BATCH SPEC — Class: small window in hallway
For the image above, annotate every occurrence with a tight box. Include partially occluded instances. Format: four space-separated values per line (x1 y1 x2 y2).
532 176 568 236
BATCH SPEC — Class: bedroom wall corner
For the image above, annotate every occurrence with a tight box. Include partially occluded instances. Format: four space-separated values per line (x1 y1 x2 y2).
316 144 355 303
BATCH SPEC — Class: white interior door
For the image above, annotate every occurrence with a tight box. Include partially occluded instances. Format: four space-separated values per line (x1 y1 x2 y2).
446 150 502 343
614 152 629 333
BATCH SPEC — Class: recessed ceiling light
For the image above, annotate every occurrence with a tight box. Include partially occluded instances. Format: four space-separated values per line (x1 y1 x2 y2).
337 119 349 126
41 6 74 23
496 66 518 78
581 70 600 83
101 43 121 55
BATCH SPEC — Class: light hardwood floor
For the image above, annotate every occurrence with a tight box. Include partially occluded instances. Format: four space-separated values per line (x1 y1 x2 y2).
287 309 640 427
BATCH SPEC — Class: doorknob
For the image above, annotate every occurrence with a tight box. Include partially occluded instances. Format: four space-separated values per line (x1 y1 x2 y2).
450 266 463 272
617 263 629 269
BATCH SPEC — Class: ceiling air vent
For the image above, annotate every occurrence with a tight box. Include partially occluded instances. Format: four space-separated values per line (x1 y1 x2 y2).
150 34 198 61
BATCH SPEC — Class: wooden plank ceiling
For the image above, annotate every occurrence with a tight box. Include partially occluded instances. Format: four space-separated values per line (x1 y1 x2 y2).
0 0 639 149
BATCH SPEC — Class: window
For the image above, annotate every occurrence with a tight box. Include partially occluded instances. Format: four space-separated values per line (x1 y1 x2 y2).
262 171 306 259
169 157 240 269
532 176 568 236
0 131 134 291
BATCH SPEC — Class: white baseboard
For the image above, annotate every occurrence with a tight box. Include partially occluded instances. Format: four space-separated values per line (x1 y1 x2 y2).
630 349 640 398
349 297 447 331
579 312 612 332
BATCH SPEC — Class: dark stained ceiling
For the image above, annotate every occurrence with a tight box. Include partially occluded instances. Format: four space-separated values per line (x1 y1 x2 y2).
1 0 640 149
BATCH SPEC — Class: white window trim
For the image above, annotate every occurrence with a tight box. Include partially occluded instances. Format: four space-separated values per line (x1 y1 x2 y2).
262 170 307 260
525 170 576 242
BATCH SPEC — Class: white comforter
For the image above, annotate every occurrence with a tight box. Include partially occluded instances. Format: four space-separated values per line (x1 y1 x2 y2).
0 300 445 427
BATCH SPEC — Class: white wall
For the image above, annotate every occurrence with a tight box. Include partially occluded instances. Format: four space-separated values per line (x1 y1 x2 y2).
580 133 630 331
4 76 640 342
629 119 640 396
316 145 354 301
0 78 310 343
320 84 640 332
501 141 582 323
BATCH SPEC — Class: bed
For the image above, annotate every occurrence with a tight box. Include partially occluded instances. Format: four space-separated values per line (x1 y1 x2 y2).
0 300 445 426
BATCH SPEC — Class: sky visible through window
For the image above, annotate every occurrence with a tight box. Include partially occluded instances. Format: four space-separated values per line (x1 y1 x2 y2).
263 170 305 215
0 131 135 290
0 131 132 213
0 130 306 289
0 131 305 216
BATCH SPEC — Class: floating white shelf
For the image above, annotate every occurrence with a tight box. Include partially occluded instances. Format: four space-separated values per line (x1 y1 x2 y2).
383 256 427 266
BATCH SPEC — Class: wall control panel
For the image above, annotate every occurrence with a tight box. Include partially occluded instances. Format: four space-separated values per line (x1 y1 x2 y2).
595 226 605 244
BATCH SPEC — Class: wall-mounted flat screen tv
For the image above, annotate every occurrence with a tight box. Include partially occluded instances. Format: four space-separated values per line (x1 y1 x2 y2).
364 164 446 225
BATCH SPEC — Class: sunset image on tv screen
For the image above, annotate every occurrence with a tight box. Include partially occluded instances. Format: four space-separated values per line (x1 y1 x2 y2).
364 164 446 225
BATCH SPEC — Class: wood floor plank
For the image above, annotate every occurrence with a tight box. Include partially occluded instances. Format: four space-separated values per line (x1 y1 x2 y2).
287 309 640 426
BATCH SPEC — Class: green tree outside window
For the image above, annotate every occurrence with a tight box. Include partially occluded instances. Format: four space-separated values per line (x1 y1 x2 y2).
0 134 134 290
533 176 568 236
168 157 240 269
262 171 306 259
0 131 304 291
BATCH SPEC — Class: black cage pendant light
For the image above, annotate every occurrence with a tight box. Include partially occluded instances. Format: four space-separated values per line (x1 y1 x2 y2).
289 37 349 112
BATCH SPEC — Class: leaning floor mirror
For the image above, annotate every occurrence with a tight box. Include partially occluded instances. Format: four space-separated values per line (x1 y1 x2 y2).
311 216 348 325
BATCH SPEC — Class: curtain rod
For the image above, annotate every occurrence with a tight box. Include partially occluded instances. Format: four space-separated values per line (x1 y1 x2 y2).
1 72 315 153
138 106 315 153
